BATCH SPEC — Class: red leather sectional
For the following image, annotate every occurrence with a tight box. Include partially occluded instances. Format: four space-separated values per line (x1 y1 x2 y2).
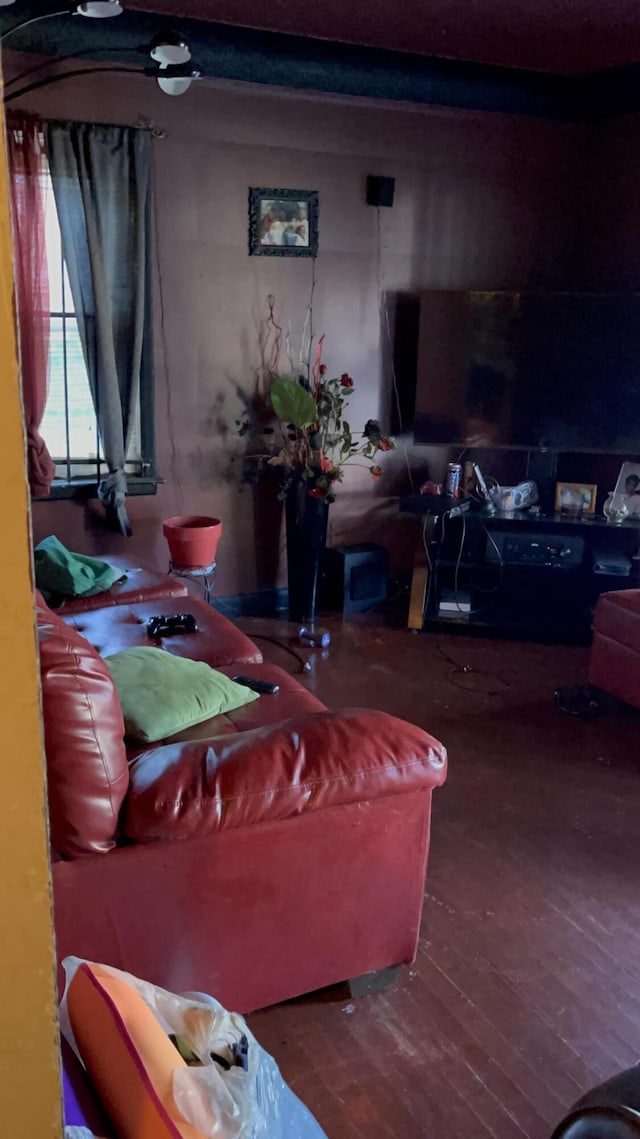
37 558 447 1013
589 588 640 709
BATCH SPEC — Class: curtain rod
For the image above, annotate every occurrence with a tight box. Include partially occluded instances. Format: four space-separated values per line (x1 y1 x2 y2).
7 106 168 139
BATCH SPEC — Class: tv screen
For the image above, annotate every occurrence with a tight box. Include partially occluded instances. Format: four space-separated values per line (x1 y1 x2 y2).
413 291 640 453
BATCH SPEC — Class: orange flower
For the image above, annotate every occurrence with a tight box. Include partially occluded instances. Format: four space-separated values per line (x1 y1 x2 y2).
319 452 333 473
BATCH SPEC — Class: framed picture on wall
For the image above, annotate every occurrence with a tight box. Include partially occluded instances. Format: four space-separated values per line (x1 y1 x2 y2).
248 187 318 257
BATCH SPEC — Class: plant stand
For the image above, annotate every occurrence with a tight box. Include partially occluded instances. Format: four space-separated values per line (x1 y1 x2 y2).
285 483 329 623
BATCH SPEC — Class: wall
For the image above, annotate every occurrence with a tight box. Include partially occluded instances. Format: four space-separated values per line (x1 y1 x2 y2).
0 61 63 1139
575 113 640 291
13 70 585 590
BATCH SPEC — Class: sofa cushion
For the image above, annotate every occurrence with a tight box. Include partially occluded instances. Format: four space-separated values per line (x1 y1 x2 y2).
124 708 448 843
124 664 327 754
37 600 129 857
63 598 263 668
105 647 259 743
67 962 207 1139
56 554 189 614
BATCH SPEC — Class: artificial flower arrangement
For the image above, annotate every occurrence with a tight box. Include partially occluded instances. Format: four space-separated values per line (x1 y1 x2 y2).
265 349 396 503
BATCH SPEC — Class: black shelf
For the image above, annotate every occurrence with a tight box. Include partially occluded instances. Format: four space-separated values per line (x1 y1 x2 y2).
415 504 640 643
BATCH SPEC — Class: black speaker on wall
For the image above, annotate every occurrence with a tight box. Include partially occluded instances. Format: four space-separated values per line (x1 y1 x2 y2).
366 175 395 208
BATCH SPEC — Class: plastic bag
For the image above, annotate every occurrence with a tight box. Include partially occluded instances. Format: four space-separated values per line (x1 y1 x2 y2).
60 957 324 1139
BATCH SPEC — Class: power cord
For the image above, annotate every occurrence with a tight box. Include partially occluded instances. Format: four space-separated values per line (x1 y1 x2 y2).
376 206 414 487
154 187 184 512
433 510 510 696
242 632 311 674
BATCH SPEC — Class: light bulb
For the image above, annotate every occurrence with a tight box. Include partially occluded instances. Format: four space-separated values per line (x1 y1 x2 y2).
155 63 200 96
157 74 192 96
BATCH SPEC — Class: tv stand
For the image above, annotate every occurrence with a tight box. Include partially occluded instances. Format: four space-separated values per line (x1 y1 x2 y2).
403 496 640 643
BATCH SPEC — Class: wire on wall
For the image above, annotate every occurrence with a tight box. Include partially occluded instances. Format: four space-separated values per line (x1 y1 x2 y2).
375 205 414 487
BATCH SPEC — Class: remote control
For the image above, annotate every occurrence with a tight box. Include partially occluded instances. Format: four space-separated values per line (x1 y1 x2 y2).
232 675 280 695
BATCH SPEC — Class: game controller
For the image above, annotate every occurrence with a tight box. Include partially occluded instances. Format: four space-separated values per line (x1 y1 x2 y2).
146 613 198 637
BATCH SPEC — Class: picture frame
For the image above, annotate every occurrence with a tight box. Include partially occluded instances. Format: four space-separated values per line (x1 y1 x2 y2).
554 481 598 516
614 461 640 516
248 187 318 257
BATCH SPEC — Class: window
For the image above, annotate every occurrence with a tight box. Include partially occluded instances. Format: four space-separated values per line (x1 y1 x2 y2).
38 160 153 491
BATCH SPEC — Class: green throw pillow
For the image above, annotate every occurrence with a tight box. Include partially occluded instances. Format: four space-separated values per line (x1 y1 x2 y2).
104 647 259 743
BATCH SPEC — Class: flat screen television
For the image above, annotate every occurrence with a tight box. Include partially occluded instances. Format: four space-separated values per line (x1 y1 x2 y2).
413 291 640 453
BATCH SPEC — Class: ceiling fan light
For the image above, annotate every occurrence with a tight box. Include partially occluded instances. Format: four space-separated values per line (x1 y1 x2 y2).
150 32 191 66
155 62 200 96
73 0 123 17
157 74 192 95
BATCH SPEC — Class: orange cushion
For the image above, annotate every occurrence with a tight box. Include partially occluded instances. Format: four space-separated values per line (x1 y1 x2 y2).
67 962 207 1139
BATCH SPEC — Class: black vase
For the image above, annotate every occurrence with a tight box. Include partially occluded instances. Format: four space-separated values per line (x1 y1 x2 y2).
285 481 329 623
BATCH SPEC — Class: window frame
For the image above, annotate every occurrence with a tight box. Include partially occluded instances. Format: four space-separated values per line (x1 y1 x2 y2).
34 133 158 501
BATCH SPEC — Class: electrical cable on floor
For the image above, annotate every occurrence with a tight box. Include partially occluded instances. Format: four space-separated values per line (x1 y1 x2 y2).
241 632 311 674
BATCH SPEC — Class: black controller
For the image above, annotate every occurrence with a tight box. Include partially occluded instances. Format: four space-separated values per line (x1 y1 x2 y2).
146 613 198 637
232 675 280 695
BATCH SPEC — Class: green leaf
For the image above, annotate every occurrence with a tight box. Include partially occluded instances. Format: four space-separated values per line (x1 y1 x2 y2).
271 377 317 430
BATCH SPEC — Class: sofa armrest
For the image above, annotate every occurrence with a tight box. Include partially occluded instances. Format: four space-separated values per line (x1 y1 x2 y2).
124 709 447 843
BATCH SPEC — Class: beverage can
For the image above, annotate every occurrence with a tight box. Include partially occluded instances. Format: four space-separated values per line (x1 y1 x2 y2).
297 626 331 648
445 463 462 499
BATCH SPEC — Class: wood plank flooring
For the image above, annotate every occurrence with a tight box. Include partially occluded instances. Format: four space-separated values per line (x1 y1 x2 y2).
243 617 640 1138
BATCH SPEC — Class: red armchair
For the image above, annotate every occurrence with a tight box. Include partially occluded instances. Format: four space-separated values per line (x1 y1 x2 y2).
588 588 640 709
37 587 447 1013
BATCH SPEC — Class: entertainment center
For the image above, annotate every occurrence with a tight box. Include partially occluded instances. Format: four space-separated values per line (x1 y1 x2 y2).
403 494 640 642
397 288 640 642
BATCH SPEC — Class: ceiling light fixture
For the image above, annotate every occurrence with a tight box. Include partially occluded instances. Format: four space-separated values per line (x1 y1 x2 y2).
0 0 122 43
149 31 191 66
73 0 123 16
155 61 200 96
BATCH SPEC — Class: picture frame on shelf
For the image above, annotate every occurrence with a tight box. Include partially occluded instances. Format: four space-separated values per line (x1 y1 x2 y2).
248 187 318 257
554 481 598 516
614 461 640 517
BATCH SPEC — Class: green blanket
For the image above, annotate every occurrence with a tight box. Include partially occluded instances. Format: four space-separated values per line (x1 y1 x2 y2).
34 535 126 606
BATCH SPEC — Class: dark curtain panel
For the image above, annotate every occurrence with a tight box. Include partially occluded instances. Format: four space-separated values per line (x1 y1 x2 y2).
46 121 152 535
7 112 55 498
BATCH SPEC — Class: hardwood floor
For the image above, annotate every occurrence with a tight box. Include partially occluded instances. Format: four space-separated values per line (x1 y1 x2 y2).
242 616 640 1138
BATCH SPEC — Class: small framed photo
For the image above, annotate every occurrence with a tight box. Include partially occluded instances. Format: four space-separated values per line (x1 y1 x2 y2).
555 481 598 516
248 187 318 257
615 461 640 516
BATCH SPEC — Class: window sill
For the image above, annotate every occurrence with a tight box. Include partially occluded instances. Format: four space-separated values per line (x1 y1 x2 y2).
33 477 162 503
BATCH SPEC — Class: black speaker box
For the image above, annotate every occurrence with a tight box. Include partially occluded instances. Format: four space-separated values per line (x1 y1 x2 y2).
366 175 395 208
320 543 389 614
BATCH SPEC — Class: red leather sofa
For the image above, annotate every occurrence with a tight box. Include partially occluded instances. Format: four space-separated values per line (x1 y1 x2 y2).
588 589 640 709
37 561 447 1013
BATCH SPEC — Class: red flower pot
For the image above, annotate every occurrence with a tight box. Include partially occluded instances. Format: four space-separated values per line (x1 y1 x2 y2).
162 515 222 569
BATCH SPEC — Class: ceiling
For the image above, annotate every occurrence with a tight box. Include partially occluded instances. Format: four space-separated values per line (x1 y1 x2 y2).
124 0 640 77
